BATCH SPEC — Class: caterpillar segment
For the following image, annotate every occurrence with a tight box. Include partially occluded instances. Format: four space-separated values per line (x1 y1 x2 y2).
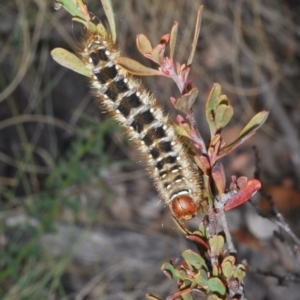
81 31 202 221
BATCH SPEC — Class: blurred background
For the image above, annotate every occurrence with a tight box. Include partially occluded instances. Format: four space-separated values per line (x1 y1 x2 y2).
1 0 300 299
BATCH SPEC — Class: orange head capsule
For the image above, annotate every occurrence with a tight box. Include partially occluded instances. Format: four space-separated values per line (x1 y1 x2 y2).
171 195 198 221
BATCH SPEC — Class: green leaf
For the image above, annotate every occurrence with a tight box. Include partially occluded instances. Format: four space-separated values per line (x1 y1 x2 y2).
162 262 180 280
205 84 222 135
209 235 224 256
208 277 226 296
56 0 86 20
51 48 91 77
175 88 198 114
222 255 235 265
114 57 161 76
100 0 116 42
195 269 209 288
217 131 255 159
162 262 190 282
174 123 192 139
237 111 269 139
218 111 269 158
197 224 206 237
169 22 178 60
215 104 233 131
233 264 246 281
221 261 233 281
136 34 153 55
182 250 207 271
212 264 219 277
72 17 88 28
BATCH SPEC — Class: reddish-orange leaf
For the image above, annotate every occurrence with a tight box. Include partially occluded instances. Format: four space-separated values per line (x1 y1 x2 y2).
224 179 261 211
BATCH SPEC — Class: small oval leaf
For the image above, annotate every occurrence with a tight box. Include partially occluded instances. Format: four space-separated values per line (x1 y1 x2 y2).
51 48 91 77
175 87 198 114
222 255 236 265
114 57 162 76
205 84 222 135
221 261 234 280
136 34 153 55
215 104 233 130
162 262 180 280
209 235 224 256
182 250 207 271
233 265 246 281
195 269 209 288
237 111 269 140
208 277 226 296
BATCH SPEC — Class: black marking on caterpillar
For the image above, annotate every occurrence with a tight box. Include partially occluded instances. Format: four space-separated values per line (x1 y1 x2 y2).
81 31 202 220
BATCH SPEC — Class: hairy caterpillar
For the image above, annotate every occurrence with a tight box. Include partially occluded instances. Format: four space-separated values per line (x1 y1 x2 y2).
81 29 202 221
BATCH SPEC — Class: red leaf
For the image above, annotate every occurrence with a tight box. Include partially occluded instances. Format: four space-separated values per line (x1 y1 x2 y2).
224 179 261 211
160 33 170 44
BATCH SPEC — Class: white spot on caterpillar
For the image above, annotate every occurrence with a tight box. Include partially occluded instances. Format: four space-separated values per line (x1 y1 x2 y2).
89 58 93 63
171 169 179 173
162 174 167 178
177 157 181 161
166 184 171 190
150 108 154 113
136 91 141 97
115 65 120 70
170 190 190 201
105 50 110 55
115 109 120 114
163 125 167 130
124 78 128 83
175 179 182 183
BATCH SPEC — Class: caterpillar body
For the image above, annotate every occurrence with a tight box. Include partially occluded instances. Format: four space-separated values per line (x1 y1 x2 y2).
81 30 202 221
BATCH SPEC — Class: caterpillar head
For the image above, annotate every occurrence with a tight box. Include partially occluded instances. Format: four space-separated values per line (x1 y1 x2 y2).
171 194 198 221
